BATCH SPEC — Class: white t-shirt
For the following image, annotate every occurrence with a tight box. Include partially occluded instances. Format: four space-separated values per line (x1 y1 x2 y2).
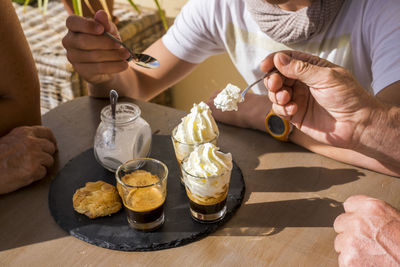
162 0 400 95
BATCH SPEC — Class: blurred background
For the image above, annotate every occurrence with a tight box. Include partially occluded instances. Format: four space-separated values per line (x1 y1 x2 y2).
13 0 247 113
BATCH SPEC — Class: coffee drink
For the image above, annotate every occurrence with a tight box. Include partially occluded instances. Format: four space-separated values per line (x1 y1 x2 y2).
124 186 165 227
116 160 168 231
171 102 219 184
181 143 232 222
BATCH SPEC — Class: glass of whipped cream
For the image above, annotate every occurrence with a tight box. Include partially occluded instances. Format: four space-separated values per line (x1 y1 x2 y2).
171 102 219 184
181 143 232 222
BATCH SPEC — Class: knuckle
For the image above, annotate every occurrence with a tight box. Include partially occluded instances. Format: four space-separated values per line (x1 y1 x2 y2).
294 60 310 75
66 51 75 63
365 199 385 214
352 217 364 230
62 34 70 49
16 126 30 135
333 214 344 231
327 68 341 81
65 15 75 29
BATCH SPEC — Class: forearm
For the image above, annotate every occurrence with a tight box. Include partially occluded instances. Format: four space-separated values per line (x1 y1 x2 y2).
0 0 41 136
355 104 400 169
291 129 400 177
88 66 142 99
89 39 197 101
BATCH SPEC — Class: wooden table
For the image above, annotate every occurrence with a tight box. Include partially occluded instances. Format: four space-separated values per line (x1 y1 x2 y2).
1 96 399 266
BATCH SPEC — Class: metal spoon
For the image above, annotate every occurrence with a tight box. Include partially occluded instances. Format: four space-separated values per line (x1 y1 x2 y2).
240 68 278 99
104 31 160 69
110 89 118 144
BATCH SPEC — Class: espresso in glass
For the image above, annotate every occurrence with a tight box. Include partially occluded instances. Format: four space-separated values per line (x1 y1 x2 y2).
116 158 168 231
124 182 165 226
181 160 231 222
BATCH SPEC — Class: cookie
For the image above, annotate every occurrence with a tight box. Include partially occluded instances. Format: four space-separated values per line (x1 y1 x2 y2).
73 180 122 219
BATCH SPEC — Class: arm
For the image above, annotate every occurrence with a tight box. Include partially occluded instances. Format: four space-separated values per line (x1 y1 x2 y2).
262 51 400 176
89 39 198 101
0 2 57 194
210 54 400 176
0 0 41 136
63 11 198 101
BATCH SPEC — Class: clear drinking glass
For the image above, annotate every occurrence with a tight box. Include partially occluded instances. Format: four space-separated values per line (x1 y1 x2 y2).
171 126 218 184
181 156 231 222
94 103 152 172
116 158 168 231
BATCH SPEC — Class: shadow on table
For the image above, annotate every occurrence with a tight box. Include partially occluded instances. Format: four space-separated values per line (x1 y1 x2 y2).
213 197 343 236
210 164 364 236
215 125 366 237
244 166 365 193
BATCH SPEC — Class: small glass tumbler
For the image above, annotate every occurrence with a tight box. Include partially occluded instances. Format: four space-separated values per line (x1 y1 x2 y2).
94 103 152 172
171 126 218 184
181 157 231 222
116 158 168 231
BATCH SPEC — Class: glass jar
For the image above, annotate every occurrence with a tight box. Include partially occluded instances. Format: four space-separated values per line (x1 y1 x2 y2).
94 103 152 172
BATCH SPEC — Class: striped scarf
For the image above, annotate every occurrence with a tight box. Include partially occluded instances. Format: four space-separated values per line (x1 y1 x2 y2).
245 0 345 44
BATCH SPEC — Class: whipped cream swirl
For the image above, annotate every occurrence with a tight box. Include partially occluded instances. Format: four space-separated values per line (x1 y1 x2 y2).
174 102 219 144
182 143 232 198
214 83 244 112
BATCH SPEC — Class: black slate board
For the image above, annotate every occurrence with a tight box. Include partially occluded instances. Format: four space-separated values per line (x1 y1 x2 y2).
49 135 245 251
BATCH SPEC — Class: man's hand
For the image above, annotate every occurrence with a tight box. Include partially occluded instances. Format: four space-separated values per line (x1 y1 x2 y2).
0 126 57 194
334 195 400 266
261 51 380 149
62 10 130 85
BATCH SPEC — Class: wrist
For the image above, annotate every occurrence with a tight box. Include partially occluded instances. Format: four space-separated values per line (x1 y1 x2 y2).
354 100 393 154
226 93 270 131
241 94 271 131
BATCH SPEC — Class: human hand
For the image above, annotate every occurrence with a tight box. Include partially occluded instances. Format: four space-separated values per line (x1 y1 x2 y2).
334 195 400 267
207 90 271 131
62 10 130 85
0 126 57 194
260 51 379 149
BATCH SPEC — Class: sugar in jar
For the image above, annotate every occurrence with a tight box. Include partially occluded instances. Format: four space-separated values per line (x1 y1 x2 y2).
94 103 152 172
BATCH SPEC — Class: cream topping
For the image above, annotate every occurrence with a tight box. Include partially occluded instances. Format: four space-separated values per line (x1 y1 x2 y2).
182 143 232 198
214 83 243 112
174 102 219 144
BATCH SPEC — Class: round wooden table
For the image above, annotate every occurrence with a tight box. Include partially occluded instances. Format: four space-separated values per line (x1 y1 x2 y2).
1 96 399 266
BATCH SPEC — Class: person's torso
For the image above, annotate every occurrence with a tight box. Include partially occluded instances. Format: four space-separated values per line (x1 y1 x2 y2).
213 0 371 94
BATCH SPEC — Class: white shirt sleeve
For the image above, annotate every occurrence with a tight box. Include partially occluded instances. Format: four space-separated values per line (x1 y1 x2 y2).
365 0 400 95
162 0 225 64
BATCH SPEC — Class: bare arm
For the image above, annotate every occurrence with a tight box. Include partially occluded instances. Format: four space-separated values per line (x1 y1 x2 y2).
0 1 41 136
209 79 400 177
89 39 198 101
264 51 400 176
63 11 197 101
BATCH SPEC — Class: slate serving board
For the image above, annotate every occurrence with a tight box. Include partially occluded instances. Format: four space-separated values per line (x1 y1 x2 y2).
49 135 245 251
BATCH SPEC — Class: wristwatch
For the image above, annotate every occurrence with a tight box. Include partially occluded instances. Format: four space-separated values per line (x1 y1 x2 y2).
265 110 293 142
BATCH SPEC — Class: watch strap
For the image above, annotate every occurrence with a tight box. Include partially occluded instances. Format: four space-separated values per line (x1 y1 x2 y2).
265 110 292 142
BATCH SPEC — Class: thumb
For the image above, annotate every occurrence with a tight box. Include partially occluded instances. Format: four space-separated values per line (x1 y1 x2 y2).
274 53 325 87
94 10 112 33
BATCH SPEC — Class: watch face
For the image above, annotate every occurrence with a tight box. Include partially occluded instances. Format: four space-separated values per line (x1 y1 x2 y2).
267 115 285 136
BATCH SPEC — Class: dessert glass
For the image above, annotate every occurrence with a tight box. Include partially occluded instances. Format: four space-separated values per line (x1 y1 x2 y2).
116 158 168 231
94 103 152 172
181 156 231 222
171 126 218 184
